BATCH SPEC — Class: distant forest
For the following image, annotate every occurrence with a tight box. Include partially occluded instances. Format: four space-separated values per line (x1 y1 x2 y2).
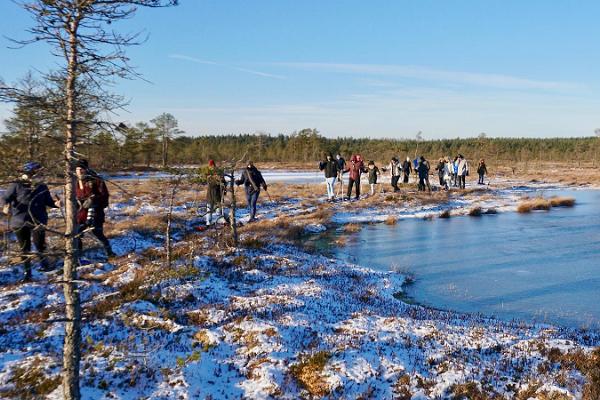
2 109 599 174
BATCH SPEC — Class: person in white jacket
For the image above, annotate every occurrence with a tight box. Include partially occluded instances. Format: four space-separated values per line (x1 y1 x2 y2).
457 154 469 189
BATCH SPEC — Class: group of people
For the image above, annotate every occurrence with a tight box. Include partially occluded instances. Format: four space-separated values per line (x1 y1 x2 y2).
318 153 489 200
1 160 114 281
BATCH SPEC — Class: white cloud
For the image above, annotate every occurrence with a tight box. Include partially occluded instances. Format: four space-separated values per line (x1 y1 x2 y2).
169 54 285 80
271 62 583 91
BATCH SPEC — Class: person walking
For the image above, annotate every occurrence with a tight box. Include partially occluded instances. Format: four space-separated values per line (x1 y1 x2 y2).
402 157 413 184
1 162 60 281
319 153 338 202
75 159 115 259
367 161 381 195
335 153 346 197
457 154 469 189
477 159 488 185
345 154 367 200
435 158 446 187
206 160 227 226
235 161 267 222
416 156 431 192
452 156 459 187
383 157 402 192
443 157 452 190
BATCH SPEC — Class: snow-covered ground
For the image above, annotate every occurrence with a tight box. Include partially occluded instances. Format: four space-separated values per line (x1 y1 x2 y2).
0 179 598 399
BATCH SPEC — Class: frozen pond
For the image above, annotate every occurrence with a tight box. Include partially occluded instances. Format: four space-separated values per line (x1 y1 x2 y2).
337 189 600 330
109 169 324 184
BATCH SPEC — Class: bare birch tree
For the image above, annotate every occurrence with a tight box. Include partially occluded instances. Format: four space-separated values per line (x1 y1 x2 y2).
7 1 178 399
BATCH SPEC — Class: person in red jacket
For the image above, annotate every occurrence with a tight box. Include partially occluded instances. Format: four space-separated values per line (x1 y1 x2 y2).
345 154 367 200
75 159 115 258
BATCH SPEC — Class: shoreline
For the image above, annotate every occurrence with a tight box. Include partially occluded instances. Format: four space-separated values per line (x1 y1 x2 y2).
0 178 598 398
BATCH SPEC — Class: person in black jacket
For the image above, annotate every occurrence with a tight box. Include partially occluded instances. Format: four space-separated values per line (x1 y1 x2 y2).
1 162 61 280
402 157 413 184
319 153 338 201
235 161 267 222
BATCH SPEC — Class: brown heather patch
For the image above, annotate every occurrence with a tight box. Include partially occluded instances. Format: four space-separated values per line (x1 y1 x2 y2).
468 206 483 217
549 196 576 207
344 223 361 233
0 357 61 400
289 351 332 397
384 215 398 225
517 197 552 213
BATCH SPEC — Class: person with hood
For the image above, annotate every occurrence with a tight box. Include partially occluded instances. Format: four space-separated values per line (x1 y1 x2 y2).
416 156 431 192
344 154 367 200
383 157 402 192
443 157 452 190
235 161 267 222
457 154 469 189
367 160 381 195
75 159 115 258
206 160 227 226
401 157 413 184
319 153 338 201
477 159 488 185
1 162 61 280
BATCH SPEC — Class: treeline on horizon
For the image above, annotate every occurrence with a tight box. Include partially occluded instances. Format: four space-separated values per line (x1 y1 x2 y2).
3 111 599 173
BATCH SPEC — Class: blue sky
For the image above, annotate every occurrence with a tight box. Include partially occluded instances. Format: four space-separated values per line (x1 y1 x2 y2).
1 0 599 139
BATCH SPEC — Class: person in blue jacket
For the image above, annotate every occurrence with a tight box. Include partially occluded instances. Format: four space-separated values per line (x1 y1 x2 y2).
1 162 61 281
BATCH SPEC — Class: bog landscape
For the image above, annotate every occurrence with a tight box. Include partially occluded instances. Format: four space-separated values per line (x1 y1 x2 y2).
0 1 599 400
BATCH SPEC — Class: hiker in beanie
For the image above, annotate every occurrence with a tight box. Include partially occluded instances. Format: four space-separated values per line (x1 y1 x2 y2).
477 159 488 184
235 161 267 222
383 156 402 192
344 154 367 200
1 162 61 281
402 157 413 184
206 160 227 226
319 153 338 202
367 160 381 195
75 159 115 258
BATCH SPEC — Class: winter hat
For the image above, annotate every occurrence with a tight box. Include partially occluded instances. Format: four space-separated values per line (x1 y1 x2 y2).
368 160 375 166
208 159 215 167
76 159 89 169
22 161 41 174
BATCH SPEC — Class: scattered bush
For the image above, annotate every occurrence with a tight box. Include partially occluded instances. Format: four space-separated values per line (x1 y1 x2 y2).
439 209 451 218
344 223 361 233
384 215 398 225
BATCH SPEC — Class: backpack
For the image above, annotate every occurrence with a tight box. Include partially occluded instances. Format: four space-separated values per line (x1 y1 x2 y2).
95 178 110 209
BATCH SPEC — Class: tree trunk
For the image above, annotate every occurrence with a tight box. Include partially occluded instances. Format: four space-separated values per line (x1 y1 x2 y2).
229 173 238 246
63 22 82 400
162 135 168 168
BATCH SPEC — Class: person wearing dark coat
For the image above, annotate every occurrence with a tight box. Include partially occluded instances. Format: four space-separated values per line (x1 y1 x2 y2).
235 161 267 222
75 159 114 258
402 157 413 183
206 160 227 226
435 158 446 187
416 156 431 192
477 159 488 185
319 153 338 201
344 154 367 200
367 161 381 195
1 162 60 280
335 154 346 197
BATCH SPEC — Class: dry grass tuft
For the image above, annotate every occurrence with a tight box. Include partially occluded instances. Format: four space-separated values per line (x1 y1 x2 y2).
517 197 552 213
468 207 482 217
0 357 61 399
344 223 361 233
384 215 398 225
439 209 451 219
289 351 332 397
549 196 576 207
